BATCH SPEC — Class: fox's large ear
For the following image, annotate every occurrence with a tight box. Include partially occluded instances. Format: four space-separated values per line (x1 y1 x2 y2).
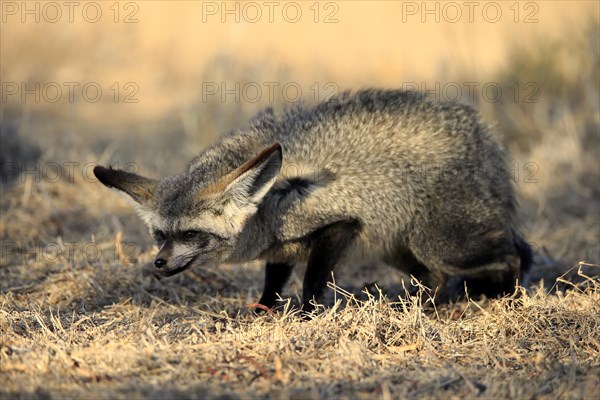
93 166 157 206
224 143 282 205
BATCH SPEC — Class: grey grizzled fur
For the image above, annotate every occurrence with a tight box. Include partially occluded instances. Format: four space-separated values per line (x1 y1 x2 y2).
94 89 532 313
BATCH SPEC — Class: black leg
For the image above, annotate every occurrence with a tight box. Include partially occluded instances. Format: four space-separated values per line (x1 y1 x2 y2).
258 262 295 308
302 220 361 313
462 266 519 298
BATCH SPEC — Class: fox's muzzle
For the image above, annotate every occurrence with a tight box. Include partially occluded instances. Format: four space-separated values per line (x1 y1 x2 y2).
153 256 195 277
153 262 191 277
152 240 192 277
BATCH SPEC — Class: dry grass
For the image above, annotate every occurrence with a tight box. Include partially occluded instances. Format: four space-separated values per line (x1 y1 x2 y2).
1 228 599 399
2 5 600 400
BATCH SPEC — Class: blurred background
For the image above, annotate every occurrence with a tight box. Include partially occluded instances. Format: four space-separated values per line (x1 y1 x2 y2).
1 1 599 284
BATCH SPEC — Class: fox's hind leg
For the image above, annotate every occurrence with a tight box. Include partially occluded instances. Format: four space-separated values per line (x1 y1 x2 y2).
258 262 295 309
459 264 519 298
301 220 361 313
458 235 533 298
384 247 449 299
410 231 528 300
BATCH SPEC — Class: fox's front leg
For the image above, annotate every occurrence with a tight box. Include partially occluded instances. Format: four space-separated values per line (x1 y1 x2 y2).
258 262 295 309
302 220 361 313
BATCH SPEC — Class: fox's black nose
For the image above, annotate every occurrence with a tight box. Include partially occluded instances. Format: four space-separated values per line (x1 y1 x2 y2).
154 258 167 268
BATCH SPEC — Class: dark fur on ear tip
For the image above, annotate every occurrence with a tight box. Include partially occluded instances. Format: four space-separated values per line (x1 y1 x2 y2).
92 165 157 203
93 165 115 187
271 142 283 162
268 142 282 154
93 165 122 188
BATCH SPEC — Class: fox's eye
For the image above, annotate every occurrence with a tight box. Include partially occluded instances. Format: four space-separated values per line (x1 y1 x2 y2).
154 230 165 244
184 230 199 240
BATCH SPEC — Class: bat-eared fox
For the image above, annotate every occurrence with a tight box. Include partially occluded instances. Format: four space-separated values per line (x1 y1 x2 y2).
94 89 532 313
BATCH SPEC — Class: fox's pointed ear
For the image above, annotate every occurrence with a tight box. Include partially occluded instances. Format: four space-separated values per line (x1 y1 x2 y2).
93 166 157 205
225 143 282 205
